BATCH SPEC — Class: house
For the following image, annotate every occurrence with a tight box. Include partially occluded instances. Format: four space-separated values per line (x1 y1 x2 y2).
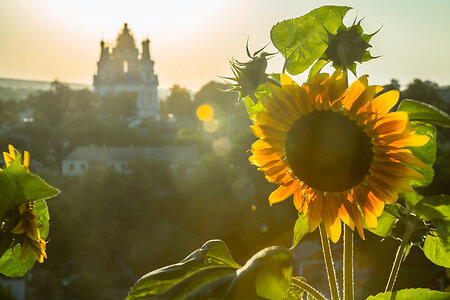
62 146 198 176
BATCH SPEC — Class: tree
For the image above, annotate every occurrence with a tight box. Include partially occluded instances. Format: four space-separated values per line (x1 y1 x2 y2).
162 84 194 117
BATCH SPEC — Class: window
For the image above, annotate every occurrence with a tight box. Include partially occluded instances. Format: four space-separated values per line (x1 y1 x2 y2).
81 164 85 171
69 163 74 171
123 60 129 74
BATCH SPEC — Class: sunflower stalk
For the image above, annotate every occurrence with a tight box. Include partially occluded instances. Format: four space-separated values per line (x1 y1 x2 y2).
385 222 415 292
319 224 340 300
343 224 354 300
291 277 328 300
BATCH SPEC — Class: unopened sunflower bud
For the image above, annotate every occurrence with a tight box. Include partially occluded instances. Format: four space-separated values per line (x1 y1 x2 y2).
324 21 379 75
223 43 275 104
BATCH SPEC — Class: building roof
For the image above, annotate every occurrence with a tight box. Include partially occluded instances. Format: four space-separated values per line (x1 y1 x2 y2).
65 146 198 163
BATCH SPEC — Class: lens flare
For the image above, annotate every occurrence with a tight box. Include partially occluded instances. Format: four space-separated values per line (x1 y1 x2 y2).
196 104 214 121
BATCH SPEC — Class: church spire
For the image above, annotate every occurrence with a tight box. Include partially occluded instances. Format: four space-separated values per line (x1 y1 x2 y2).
99 40 110 61
141 39 151 61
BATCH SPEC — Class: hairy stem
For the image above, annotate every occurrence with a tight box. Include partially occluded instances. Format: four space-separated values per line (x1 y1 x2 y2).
343 224 354 300
291 277 328 300
385 225 414 292
319 224 340 300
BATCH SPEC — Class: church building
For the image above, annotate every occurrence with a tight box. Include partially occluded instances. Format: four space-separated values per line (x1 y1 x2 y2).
93 23 159 120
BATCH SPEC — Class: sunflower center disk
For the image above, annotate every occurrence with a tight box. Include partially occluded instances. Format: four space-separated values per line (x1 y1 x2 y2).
286 110 373 192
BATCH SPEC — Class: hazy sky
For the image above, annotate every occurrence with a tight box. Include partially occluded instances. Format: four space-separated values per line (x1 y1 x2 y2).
1 0 449 91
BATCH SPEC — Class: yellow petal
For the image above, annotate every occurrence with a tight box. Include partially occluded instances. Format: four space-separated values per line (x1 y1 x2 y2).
307 192 324 232
269 180 299 205
356 90 399 124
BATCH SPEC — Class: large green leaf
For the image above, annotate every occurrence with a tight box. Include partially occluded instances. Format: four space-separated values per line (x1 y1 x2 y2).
0 159 60 218
270 5 351 75
127 240 294 300
414 195 450 267
291 213 309 249
406 122 436 188
366 288 450 300
413 195 450 221
368 204 408 237
398 99 450 127
367 208 398 237
423 221 450 268
0 200 49 277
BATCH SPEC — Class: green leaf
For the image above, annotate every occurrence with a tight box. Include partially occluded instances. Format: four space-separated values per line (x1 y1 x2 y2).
414 195 450 267
402 192 423 210
413 195 450 221
406 122 436 188
366 288 450 300
271 5 351 75
367 208 398 237
307 59 329 82
0 159 60 218
368 204 408 237
0 244 36 277
423 222 450 268
127 240 293 300
0 200 49 277
291 213 309 249
398 99 450 127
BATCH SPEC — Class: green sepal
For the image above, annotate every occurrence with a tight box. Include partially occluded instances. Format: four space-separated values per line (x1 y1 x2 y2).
127 240 294 300
244 74 281 121
271 5 351 75
366 288 450 300
398 99 450 127
291 212 309 249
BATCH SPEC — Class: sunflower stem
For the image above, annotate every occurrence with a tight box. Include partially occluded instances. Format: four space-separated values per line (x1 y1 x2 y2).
343 224 354 300
319 224 340 300
291 277 328 300
384 224 414 292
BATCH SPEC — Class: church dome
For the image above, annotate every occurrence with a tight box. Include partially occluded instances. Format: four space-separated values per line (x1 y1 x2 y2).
116 23 137 51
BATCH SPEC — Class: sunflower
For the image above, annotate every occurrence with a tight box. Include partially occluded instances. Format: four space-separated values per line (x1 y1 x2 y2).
4 145 47 262
249 71 429 242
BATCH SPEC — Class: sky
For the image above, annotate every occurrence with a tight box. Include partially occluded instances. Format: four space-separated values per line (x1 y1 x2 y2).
0 0 449 91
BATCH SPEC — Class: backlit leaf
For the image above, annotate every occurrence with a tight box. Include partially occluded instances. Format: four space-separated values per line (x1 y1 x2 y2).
366 288 450 300
271 5 351 75
0 159 60 218
407 122 436 188
127 240 293 300
398 99 450 127
0 200 49 277
291 213 309 249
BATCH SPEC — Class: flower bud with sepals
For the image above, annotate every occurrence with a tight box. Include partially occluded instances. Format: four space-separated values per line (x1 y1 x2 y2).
223 42 276 104
324 19 379 75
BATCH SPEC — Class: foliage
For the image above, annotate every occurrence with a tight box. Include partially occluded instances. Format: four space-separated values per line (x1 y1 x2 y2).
0 147 59 277
270 5 351 75
127 240 293 300
367 288 450 300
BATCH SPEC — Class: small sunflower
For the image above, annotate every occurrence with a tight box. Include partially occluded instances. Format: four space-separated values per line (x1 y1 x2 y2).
4 145 47 263
249 71 429 242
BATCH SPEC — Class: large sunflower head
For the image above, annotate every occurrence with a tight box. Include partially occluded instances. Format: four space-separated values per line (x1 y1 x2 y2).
249 71 429 242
